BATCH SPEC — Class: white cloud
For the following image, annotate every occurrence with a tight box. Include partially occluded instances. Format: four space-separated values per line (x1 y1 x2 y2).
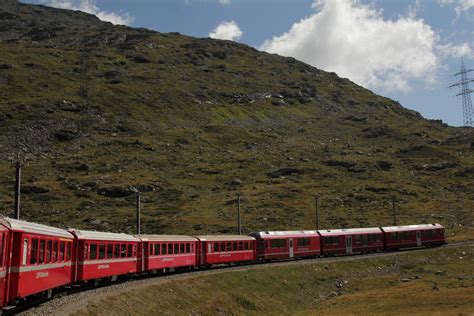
209 20 242 41
260 0 470 93
43 0 134 25
437 0 474 15
438 42 473 58
219 0 231 5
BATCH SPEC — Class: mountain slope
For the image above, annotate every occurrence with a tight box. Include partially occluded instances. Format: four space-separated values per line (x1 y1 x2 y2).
0 1 472 236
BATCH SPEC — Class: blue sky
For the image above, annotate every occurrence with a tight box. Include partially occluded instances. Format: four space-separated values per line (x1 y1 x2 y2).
23 0 474 126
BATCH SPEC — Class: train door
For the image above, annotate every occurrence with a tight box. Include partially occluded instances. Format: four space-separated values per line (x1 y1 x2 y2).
289 238 294 258
345 236 353 254
416 231 421 247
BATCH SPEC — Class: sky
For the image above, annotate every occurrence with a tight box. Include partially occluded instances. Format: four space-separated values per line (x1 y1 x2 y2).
21 0 474 127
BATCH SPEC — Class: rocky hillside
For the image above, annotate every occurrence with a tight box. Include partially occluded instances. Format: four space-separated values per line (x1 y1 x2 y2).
0 1 472 235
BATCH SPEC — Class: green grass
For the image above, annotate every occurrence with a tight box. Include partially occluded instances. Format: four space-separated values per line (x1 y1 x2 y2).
72 246 474 315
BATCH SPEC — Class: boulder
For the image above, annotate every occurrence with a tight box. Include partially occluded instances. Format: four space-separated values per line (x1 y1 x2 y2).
21 185 49 194
267 167 302 178
54 130 79 141
97 186 133 198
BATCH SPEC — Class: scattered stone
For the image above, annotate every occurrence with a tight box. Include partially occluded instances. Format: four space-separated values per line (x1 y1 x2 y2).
401 278 410 282
0 64 13 70
324 159 356 168
77 163 90 171
133 55 150 63
230 178 242 186
435 270 445 275
377 161 392 171
54 130 79 141
267 167 302 178
97 187 133 198
199 168 224 175
424 162 458 171
27 176 37 183
21 185 49 194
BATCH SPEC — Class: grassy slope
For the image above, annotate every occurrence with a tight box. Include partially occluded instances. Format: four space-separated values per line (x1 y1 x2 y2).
72 246 474 315
0 2 472 237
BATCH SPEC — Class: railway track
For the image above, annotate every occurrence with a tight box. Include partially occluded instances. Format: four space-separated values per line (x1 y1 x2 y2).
14 240 474 316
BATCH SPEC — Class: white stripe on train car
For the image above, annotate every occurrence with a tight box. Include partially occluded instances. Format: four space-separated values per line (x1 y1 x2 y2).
78 258 137 265
10 262 73 273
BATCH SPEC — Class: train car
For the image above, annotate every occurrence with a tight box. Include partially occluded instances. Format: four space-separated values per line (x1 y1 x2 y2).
249 231 321 261
381 224 446 250
318 227 384 256
69 229 139 282
137 235 198 273
0 218 74 307
195 235 256 266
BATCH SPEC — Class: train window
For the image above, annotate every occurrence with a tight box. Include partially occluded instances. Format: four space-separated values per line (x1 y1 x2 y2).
120 244 126 257
186 243 191 253
391 233 398 240
66 242 71 261
244 242 249 250
213 243 219 252
297 238 310 247
90 244 97 260
238 242 243 250
84 243 89 260
174 244 179 254
99 244 106 259
31 239 38 264
233 243 238 251
361 235 368 245
22 239 28 266
113 244 120 258
45 240 52 263
220 243 225 252
167 243 173 254
376 234 382 241
155 244 161 255
180 243 184 254
53 241 58 262
59 241 65 261
162 244 167 255
226 242 232 251
39 240 45 264
356 235 362 243
271 239 286 248
127 244 133 257
107 244 113 258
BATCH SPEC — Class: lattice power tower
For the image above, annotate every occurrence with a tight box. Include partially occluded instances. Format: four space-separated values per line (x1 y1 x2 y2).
449 60 474 127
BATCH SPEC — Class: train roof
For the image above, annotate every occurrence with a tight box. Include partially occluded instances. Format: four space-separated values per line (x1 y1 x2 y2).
381 224 444 232
317 227 383 236
69 229 139 242
137 235 197 242
195 235 255 242
0 217 73 239
250 230 320 238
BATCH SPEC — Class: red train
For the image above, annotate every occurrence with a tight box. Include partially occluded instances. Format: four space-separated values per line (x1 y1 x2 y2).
0 217 446 310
